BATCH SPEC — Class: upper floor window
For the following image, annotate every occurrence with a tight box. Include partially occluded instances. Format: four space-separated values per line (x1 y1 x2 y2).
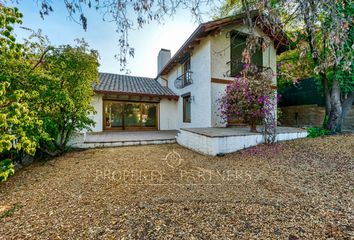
174 56 193 89
230 31 263 77
182 57 191 86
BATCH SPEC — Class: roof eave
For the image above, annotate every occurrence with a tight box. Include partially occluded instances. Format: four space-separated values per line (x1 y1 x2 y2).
94 90 179 101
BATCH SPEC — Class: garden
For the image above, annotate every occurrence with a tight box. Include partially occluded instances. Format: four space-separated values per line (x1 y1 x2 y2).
1 135 353 238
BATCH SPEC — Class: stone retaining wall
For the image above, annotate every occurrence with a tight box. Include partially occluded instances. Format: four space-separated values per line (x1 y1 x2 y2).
280 105 354 130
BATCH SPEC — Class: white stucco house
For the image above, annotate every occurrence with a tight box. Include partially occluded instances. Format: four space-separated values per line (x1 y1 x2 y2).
89 12 290 134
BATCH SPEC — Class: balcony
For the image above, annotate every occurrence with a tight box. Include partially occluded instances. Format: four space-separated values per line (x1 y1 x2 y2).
174 71 193 89
226 61 272 78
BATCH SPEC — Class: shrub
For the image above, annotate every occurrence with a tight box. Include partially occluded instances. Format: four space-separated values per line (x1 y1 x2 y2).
218 69 275 132
307 127 330 138
0 159 14 182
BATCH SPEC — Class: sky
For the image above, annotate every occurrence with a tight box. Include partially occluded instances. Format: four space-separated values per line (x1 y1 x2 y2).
12 1 215 78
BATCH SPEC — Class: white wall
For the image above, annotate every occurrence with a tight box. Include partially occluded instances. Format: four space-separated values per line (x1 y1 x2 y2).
159 99 178 130
177 129 308 156
89 94 103 132
163 37 213 129
211 82 227 127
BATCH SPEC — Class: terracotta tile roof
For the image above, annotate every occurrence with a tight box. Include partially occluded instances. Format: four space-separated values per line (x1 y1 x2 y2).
94 72 178 99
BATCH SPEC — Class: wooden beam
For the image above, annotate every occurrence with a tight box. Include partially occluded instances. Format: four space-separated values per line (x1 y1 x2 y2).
190 39 200 46
95 90 179 101
209 27 222 37
211 78 233 84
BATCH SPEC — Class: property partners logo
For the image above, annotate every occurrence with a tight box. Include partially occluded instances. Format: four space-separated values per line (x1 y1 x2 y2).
163 149 184 169
95 149 252 186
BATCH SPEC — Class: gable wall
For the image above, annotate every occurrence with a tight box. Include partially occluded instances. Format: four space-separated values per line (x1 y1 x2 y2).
163 37 212 129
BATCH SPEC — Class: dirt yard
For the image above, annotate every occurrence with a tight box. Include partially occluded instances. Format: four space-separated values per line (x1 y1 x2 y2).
0 135 353 239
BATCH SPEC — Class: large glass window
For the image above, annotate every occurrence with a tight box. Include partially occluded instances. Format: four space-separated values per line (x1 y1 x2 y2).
230 31 263 77
125 103 141 127
104 101 158 130
105 102 124 128
141 104 157 127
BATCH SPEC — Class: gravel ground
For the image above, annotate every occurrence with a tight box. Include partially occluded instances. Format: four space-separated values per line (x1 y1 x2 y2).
0 134 353 239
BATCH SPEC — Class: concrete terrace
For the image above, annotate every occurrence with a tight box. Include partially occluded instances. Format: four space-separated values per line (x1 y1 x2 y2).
177 127 308 156
70 127 308 154
70 130 178 148
85 130 178 143
181 126 307 137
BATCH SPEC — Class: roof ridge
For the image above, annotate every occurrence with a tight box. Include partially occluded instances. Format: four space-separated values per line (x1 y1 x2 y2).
99 72 154 80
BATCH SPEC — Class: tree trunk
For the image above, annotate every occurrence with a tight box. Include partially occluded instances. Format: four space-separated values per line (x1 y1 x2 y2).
302 2 332 127
326 77 342 132
62 128 73 149
320 73 331 124
339 92 354 131
250 118 257 132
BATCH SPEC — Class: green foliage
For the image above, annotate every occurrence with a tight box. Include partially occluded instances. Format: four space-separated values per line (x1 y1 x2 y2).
0 5 23 56
307 127 330 138
0 5 46 157
0 159 14 182
35 40 99 151
277 39 315 87
0 5 99 182
335 1 354 96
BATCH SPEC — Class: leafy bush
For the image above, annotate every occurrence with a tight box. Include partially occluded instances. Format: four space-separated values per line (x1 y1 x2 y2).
307 127 330 138
0 6 99 182
0 159 14 182
218 68 275 132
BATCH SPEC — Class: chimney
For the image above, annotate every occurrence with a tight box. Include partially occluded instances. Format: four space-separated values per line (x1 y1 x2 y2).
157 48 171 75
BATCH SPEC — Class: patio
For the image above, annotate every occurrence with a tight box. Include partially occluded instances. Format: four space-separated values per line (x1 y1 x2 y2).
69 127 307 153
69 130 178 148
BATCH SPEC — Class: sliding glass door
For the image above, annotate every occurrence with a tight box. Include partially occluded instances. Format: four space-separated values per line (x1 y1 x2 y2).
104 101 158 130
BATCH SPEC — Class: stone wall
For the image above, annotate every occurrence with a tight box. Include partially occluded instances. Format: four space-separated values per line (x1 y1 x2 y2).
279 105 354 131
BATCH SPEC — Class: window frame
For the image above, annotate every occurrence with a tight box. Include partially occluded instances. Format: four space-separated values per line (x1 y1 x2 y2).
182 57 192 86
230 30 263 77
182 93 191 123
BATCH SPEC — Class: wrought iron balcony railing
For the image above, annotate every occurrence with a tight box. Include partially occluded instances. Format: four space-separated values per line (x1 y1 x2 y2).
174 71 193 89
226 61 272 78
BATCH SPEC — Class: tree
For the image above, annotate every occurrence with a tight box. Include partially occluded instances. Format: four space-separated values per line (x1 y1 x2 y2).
35 0 217 72
216 0 354 133
300 0 353 132
0 6 46 157
0 5 47 181
1 5 100 183
15 33 100 154
35 40 99 153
